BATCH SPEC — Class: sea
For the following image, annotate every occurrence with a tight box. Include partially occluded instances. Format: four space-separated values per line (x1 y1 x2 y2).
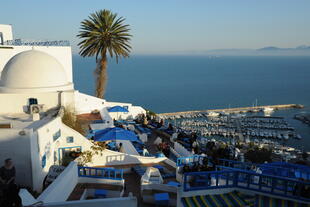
73 55 310 151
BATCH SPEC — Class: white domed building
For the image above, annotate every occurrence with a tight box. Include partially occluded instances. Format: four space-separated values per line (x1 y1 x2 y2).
0 24 146 194
0 50 73 93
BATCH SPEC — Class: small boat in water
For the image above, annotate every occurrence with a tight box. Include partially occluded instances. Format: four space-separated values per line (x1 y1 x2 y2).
295 134 302 139
208 112 220 117
264 107 274 113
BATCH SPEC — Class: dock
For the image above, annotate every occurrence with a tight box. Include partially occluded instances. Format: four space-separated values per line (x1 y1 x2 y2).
158 104 303 117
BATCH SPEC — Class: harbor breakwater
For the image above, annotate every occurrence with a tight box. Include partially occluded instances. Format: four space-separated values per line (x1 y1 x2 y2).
158 104 304 117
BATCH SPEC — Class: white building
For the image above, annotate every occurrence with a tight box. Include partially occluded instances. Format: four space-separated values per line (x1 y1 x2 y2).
0 24 145 193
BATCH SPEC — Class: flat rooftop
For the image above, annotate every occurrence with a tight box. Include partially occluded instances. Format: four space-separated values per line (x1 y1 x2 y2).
0 113 54 130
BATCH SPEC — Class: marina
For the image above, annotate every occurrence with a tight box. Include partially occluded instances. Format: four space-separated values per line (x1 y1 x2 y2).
175 115 301 140
160 105 310 156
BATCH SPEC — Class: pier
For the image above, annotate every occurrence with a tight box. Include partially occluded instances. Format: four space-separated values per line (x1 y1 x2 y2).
158 104 303 117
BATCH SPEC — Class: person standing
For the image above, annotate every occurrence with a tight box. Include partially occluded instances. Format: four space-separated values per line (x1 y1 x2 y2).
118 143 125 153
0 159 16 185
0 158 21 207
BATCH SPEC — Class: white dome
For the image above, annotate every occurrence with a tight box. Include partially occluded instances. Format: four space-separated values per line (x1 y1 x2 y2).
0 50 73 93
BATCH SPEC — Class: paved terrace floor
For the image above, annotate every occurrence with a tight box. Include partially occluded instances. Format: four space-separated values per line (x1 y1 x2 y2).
67 183 123 201
123 172 177 207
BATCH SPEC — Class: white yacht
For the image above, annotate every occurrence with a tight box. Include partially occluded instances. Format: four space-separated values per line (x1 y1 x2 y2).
207 111 220 117
264 107 274 113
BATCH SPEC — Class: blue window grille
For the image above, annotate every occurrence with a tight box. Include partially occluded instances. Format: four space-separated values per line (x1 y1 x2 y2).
53 129 61 141
41 154 46 168
66 136 74 143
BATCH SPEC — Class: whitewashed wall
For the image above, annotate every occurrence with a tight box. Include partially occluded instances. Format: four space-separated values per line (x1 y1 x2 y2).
74 92 106 114
32 117 93 192
0 91 75 114
37 162 78 202
0 92 59 114
60 124 92 150
19 189 38 206
0 45 73 82
0 128 34 188
99 107 114 128
33 117 62 192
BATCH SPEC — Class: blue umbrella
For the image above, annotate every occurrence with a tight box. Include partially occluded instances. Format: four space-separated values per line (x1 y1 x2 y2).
108 106 129 113
94 127 139 142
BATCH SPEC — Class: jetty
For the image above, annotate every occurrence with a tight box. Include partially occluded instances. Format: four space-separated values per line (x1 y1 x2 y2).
158 104 303 117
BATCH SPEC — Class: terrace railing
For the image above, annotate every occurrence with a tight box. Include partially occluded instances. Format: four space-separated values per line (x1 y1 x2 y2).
218 159 310 180
3 39 70 46
183 168 310 202
78 166 123 180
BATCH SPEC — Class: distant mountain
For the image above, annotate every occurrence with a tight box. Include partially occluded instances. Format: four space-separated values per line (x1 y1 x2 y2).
258 45 310 51
258 46 281 51
169 45 310 56
208 45 310 56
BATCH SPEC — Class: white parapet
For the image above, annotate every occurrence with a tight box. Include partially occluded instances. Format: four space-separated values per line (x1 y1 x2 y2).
80 149 167 167
0 24 13 43
37 162 78 203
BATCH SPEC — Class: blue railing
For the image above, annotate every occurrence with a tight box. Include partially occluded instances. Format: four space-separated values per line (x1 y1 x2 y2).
259 162 310 180
177 155 206 167
78 166 123 180
4 39 70 46
183 169 310 202
218 159 310 180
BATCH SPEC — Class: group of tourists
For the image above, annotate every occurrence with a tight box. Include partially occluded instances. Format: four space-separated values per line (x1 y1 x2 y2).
157 142 170 157
181 157 216 174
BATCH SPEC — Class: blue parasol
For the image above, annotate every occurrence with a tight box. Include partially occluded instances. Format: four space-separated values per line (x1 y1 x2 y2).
94 127 138 142
108 106 129 113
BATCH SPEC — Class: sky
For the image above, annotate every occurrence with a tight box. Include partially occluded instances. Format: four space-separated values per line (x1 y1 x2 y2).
1 0 310 54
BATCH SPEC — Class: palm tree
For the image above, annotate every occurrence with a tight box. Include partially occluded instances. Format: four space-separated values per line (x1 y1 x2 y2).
77 10 131 98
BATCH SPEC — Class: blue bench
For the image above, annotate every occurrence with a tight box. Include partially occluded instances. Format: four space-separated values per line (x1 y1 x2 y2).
167 181 180 187
154 192 169 206
94 189 107 198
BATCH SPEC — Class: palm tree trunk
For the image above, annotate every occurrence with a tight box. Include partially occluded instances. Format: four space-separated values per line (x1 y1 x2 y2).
95 54 107 98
